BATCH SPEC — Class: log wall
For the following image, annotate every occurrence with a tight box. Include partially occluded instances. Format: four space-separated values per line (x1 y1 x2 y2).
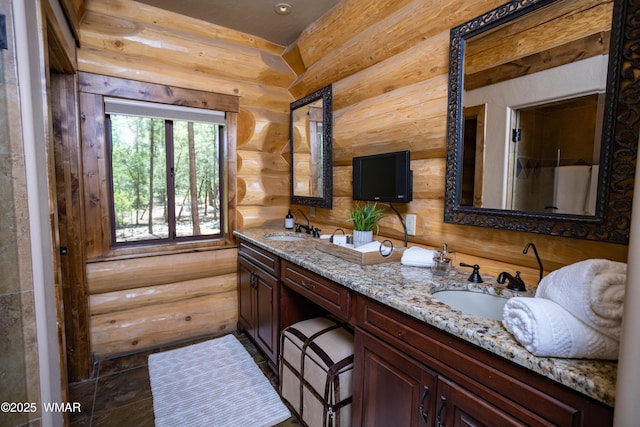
86 250 238 357
77 0 295 358
75 0 629 360
285 0 628 285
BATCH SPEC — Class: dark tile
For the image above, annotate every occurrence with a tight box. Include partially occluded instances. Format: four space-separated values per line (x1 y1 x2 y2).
239 338 266 363
93 366 151 415
275 417 302 426
88 359 100 379
26 418 42 427
70 416 92 427
95 334 222 379
84 331 300 426
92 397 155 427
155 333 219 354
256 360 279 388
67 379 96 425
97 350 152 377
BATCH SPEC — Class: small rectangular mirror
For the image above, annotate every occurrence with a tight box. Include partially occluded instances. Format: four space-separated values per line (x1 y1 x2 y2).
290 84 333 208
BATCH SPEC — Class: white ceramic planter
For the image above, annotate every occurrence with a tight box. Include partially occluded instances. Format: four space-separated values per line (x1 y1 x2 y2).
352 230 373 248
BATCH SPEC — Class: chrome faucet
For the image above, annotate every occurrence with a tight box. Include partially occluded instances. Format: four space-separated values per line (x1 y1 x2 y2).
497 271 526 291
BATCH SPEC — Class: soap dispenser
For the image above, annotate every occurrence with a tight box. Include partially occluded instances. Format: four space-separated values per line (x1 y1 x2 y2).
285 209 294 229
432 243 455 274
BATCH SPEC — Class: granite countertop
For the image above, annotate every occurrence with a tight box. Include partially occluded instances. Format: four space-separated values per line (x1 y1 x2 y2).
234 227 617 407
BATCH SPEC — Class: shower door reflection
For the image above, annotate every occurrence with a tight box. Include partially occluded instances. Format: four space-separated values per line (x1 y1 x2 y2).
509 94 603 215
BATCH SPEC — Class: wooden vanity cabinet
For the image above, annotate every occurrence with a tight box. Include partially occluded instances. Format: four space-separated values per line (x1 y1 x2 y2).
237 241 280 371
280 260 351 322
354 329 526 427
435 377 528 427
235 238 613 426
353 294 613 427
355 329 438 426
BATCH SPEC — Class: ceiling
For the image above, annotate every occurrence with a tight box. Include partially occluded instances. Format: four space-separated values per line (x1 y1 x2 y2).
136 0 341 46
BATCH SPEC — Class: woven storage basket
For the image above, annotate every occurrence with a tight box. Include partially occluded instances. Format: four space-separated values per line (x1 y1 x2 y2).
280 316 354 427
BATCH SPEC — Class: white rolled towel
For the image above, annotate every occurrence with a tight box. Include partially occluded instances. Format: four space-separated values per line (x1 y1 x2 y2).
401 247 436 267
502 297 619 360
535 259 626 340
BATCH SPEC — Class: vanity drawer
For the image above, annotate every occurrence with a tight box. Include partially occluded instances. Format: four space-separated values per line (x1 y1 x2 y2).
238 240 280 276
281 260 350 321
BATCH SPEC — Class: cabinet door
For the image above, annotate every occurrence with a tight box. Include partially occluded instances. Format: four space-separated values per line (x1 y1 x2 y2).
435 377 526 427
254 267 278 365
354 329 437 427
237 258 255 334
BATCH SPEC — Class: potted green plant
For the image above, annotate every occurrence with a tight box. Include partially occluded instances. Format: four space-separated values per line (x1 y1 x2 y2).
347 202 385 247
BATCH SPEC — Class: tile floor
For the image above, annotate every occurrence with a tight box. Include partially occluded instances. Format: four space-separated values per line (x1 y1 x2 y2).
68 332 300 427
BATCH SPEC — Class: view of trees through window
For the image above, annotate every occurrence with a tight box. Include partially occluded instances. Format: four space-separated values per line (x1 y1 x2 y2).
109 114 223 244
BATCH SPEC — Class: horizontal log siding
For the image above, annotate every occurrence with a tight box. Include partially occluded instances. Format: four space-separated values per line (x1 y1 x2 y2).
285 0 627 286
78 0 294 357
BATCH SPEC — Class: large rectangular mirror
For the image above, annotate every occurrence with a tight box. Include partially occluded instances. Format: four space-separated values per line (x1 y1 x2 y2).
290 84 333 208
445 0 639 244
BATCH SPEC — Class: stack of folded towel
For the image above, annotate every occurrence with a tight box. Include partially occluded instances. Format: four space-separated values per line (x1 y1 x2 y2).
400 247 436 267
502 259 626 360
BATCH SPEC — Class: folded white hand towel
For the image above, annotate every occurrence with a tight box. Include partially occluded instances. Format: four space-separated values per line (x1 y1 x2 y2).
502 297 619 360
535 259 626 340
401 247 436 267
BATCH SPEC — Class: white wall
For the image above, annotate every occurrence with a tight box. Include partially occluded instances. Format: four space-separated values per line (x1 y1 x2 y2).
464 55 608 209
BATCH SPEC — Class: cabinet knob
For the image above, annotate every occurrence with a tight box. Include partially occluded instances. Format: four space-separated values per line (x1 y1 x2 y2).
301 280 315 290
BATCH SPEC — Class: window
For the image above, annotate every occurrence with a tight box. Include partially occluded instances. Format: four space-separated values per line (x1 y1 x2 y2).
105 98 226 245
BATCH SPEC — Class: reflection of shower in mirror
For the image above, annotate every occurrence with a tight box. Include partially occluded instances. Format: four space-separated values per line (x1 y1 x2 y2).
551 165 598 216
464 55 607 213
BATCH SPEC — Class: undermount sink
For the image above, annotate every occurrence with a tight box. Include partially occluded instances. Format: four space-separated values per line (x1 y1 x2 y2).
264 232 307 241
432 290 507 321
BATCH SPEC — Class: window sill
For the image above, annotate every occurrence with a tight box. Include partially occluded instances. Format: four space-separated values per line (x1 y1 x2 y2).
86 237 237 263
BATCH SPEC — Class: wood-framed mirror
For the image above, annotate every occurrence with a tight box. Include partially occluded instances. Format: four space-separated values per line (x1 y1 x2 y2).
290 84 333 208
444 0 639 244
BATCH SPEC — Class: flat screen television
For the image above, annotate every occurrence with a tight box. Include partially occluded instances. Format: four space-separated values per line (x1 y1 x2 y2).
353 150 413 203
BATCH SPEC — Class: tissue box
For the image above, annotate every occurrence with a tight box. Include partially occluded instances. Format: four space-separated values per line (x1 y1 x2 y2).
280 317 354 427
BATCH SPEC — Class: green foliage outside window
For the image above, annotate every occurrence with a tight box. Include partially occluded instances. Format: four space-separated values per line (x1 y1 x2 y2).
110 114 222 244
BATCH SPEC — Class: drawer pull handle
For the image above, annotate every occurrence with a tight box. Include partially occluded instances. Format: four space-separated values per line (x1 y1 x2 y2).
436 396 447 427
301 280 316 290
419 385 429 423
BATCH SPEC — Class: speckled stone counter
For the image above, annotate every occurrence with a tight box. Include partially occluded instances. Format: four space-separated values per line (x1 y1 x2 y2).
234 227 617 407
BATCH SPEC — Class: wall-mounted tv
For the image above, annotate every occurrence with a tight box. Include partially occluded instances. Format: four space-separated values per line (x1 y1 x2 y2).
353 150 413 203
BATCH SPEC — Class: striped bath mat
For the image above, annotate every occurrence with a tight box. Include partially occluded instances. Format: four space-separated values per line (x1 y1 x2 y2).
149 334 290 427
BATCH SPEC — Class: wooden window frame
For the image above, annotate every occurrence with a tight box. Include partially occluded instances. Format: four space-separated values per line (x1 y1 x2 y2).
79 72 239 260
